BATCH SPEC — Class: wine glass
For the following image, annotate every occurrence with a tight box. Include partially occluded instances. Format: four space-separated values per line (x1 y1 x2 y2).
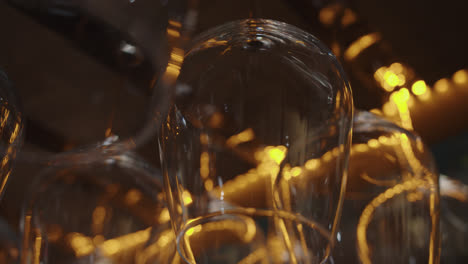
19 151 166 264
159 19 353 263
137 212 273 264
0 69 24 199
1 0 197 160
330 111 439 264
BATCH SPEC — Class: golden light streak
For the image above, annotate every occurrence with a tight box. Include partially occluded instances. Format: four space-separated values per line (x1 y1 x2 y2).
100 228 151 256
0 108 10 129
100 239 119 256
208 145 287 200
1 155 9 168
167 28 181 38
164 63 181 79
407 191 423 202
279 169 292 210
185 224 201 237
322 151 333 162
0 170 11 196
297 224 311 263
368 139 379 148
21 214 32 263
33 232 41 264
290 167 302 178
169 20 182 28
170 48 184 64
135 229 175 264
378 136 389 145
183 227 197 263
344 33 381 61
163 48 185 82
390 88 413 130
357 178 432 264
172 254 181 264
267 147 287 165
353 144 369 153
399 133 421 173
360 172 396 187
226 128 255 147
206 38 228 46
282 164 292 181
277 219 298 264
453 69 468 85
295 40 305 45
105 127 112 137
305 159 320 170
9 123 20 144
369 108 384 116
200 151 209 179
182 216 258 262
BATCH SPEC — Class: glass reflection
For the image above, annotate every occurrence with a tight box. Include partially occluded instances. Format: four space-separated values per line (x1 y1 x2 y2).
331 111 439 264
20 152 164 264
160 19 353 263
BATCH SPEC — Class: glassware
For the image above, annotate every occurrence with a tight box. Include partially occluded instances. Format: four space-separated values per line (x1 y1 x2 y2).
1 0 197 159
330 111 439 264
137 212 272 264
160 19 353 263
0 69 24 199
19 151 166 264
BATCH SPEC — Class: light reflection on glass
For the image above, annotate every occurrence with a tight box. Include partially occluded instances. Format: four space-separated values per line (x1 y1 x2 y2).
20 152 165 264
160 19 353 263
331 111 439 264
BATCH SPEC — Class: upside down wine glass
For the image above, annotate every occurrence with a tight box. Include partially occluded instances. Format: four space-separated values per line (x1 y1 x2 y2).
331 111 440 264
19 152 166 264
159 19 353 264
3 0 196 158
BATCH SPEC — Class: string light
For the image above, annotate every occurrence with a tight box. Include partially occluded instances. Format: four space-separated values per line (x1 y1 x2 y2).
345 33 381 61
